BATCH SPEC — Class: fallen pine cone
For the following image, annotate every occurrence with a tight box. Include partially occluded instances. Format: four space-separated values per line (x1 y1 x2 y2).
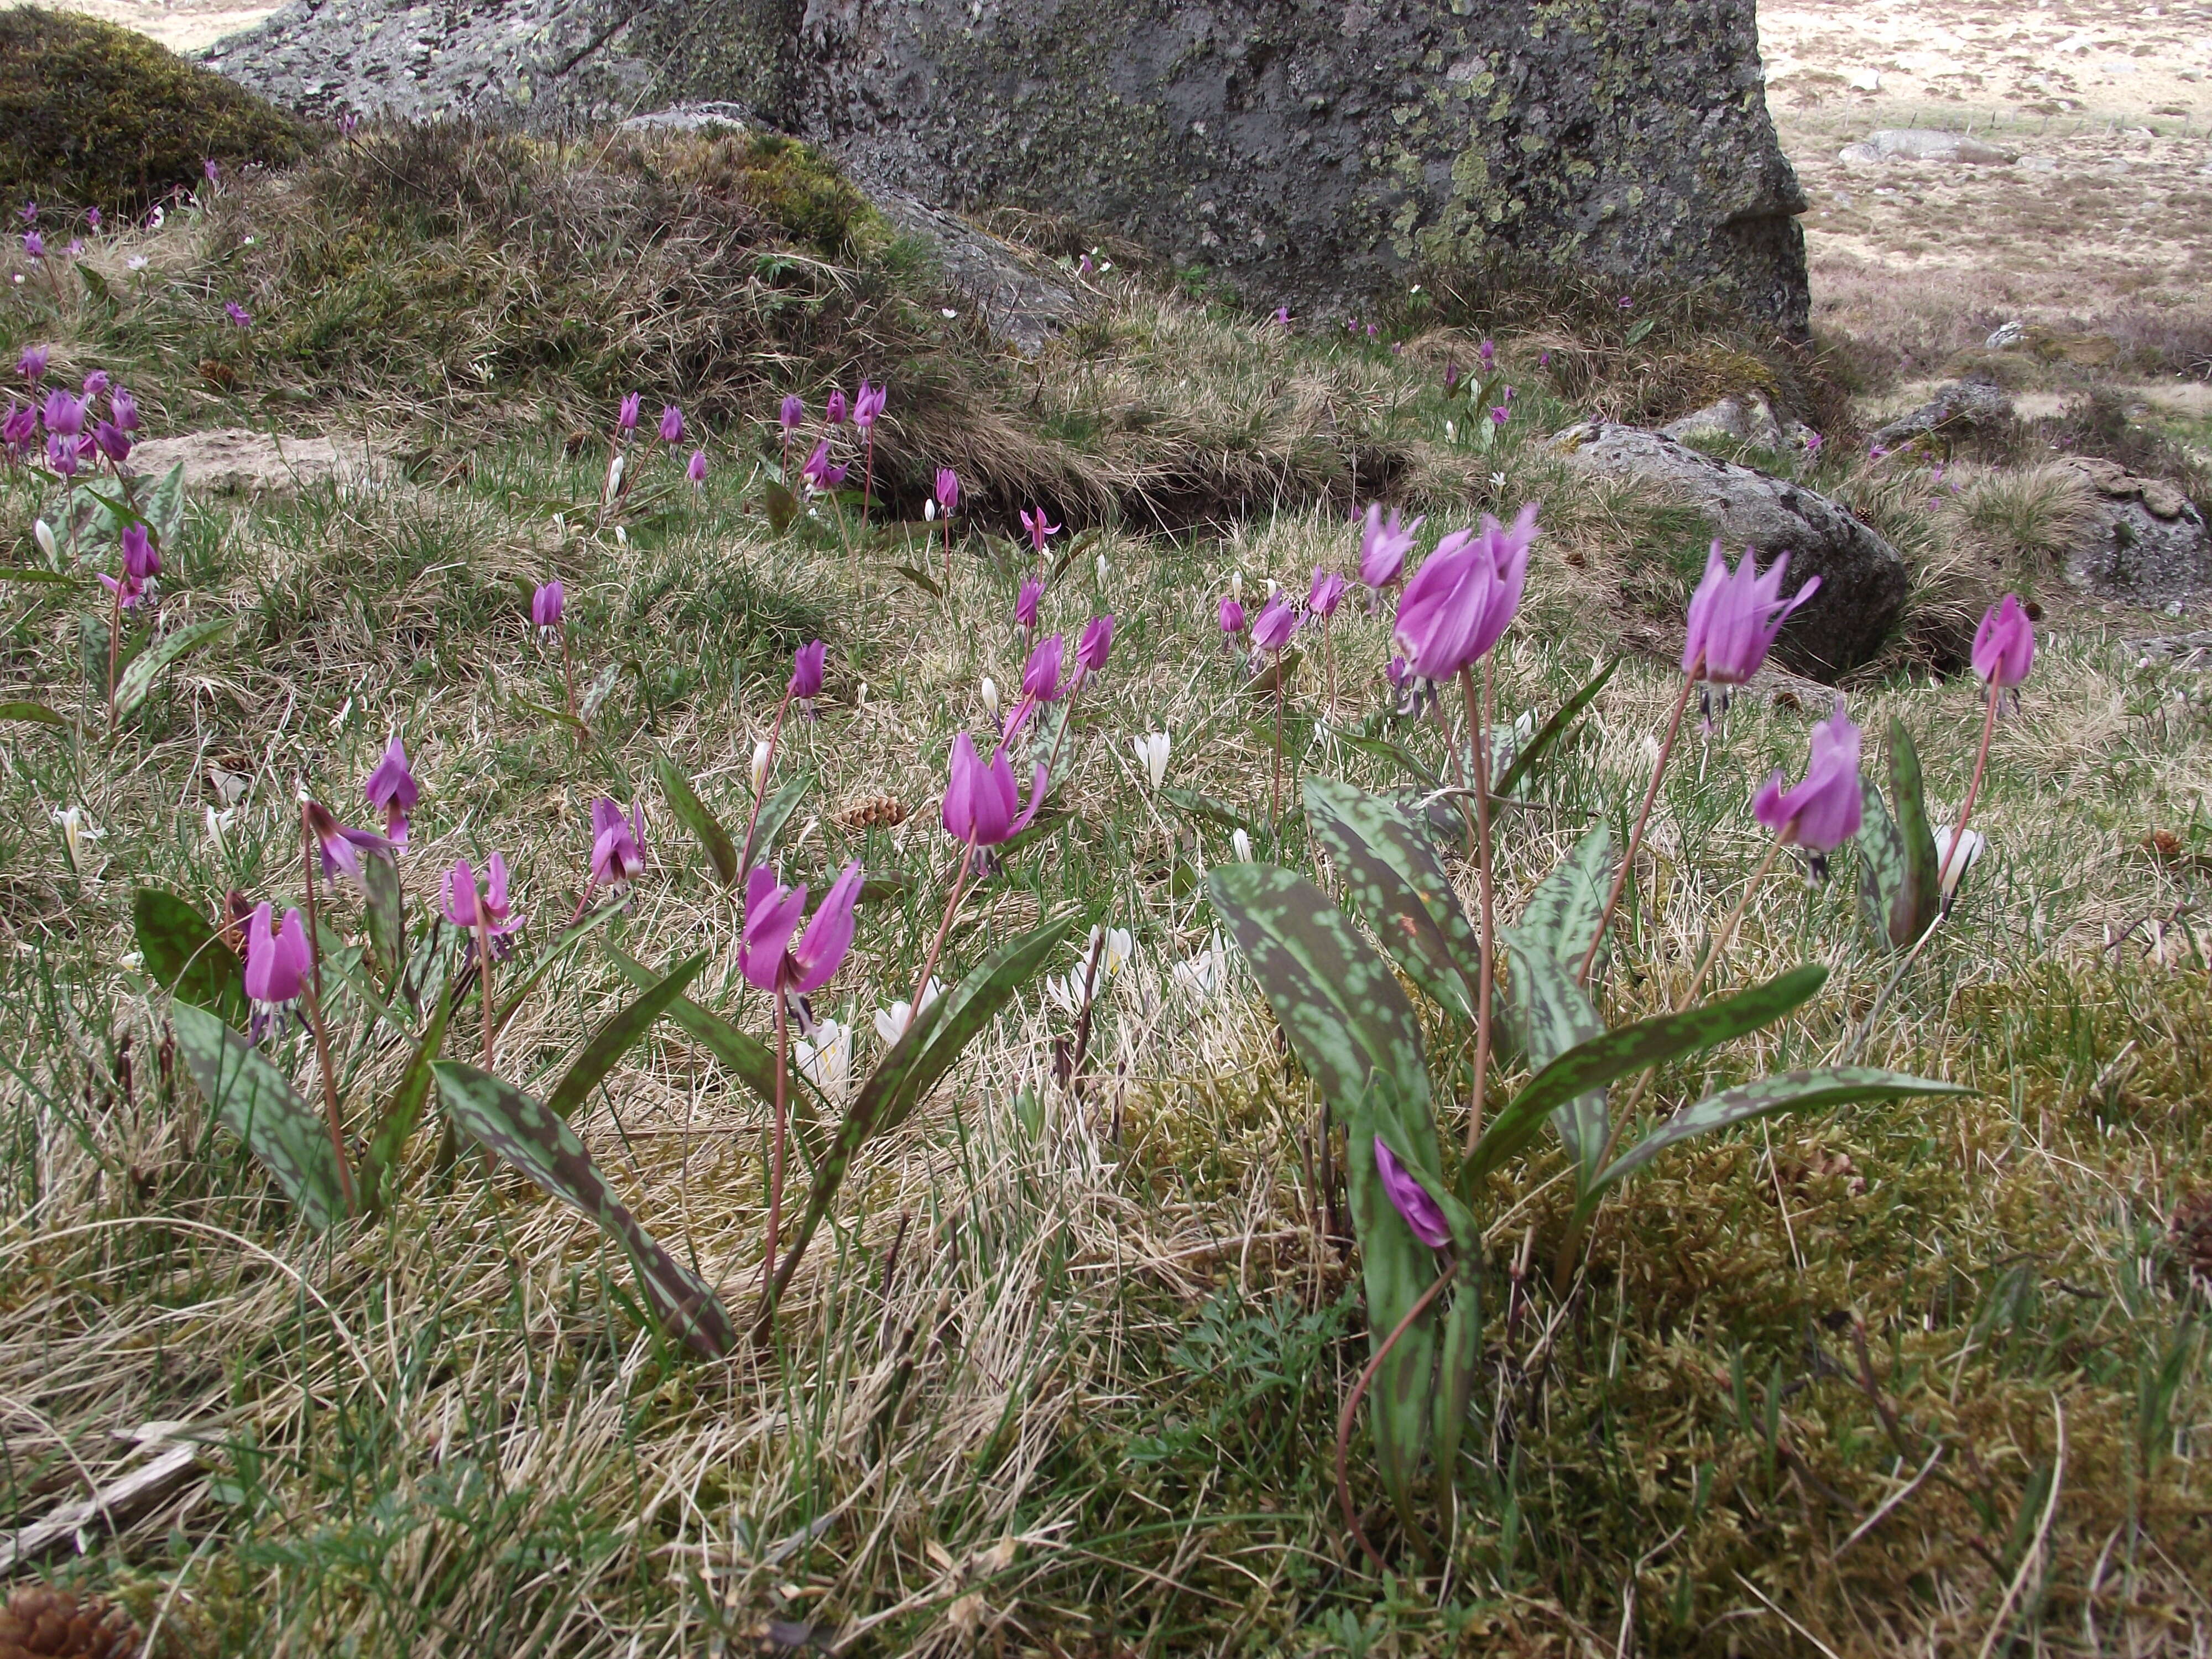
836 794 907 830
0 1584 141 1659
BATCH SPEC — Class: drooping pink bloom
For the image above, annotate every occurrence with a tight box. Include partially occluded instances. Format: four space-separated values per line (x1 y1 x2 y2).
441 853 522 945
1681 542 1820 685
1358 504 1423 591
304 797 394 886
15 345 46 380
612 393 639 437
1250 591 1298 654
1391 503 1536 680
92 420 130 465
85 207 100 230
942 732 1047 846
686 448 708 488
81 369 109 399
1971 594 2034 689
1309 566 1347 617
531 579 564 636
1218 595 1245 637
108 386 137 431
203 159 220 182
1005 633 1069 735
224 301 252 328
243 903 312 1010
1016 576 1043 633
41 387 82 437
1752 704 1864 857
779 393 804 433
119 521 158 584
1076 612 1114 677
658 404 685 446
363 733 418 843
933 468 959 515
1374 1138 1452 1249
825 388 849 425
1 401 33 457
98 571 144 608
21 231 42 260
739 860 863 995
1478 338 1495 369
46 434 80 477
589 799 648 888
1021 507 1061 556
789 639 826 702
799 440 847 494
1272 305 1291 327
853 380 886 429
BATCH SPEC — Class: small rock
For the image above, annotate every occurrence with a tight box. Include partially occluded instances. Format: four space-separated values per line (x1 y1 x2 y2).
616 101 752 133
1985 320 2026 350
2057 457 2212 609
1846 69 1882 91
121 429 375 495
2020 154 2060 173
1869 380 2012 449
1549 421 1908 677
1844 128 2020 165
1660 393 1788 451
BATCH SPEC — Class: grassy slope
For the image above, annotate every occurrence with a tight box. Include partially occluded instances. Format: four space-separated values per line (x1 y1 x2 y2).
2 131 2210 1656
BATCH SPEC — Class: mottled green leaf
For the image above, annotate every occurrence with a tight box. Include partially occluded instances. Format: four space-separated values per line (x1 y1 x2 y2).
361 849 405 989
1158 786 1258 833
1491 656 1618 799
1303 776 1481 1024
140 462 187 556
1470 963 1829 1184
1889 718 1942 945
654 754 740 885
1246 646 1303 701
1 700 68 726
761 481 799 533
134 888 247 1027
169 1000 346 1231
1333 732 1441 790
359 992 450 1216
113 618 231 722
0 568 82 588
1597 1067 1975 1190
433 1061 734 1358
742 776 808 875
545 952 707 1121
767 909 1077 1313
893 562 944 597
1493 947 1607 1199
1506 822 1611 970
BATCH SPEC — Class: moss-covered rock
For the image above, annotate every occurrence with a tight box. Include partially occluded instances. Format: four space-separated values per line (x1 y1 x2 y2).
0 8 311 215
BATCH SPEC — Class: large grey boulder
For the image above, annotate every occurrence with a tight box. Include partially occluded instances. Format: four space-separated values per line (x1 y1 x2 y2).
205 0 1811 333
1869 380 2012 451
1550 420 1907 678
2056 458 2212 610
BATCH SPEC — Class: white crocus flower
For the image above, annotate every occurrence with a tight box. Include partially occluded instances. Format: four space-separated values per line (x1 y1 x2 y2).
750 739 773 796
1933 826 1986 899
924 498 937 521
1046 927 1133 1014
34 520 58 564
1173 930 1232 1001
1444 419 1456 441
796 1017 852 1097
1132 731 1171 790
52 806 102 877
205 805 235 855
875 977 943 1045
1232 828 1254 863
980 677 999 721
1229 570 1243 601
1096 551 1110 585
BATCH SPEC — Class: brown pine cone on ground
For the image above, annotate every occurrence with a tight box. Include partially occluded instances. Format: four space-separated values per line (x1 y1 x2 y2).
0 1584 142 1659
835 794 907 830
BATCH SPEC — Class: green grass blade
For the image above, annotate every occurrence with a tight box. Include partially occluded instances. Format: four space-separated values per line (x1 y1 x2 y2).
545 952 708 1121
169 1001 346 1232
1470 963 1830 1183
134 888 248 1027
1596 1067 1976 1190
1888 718 1942 943
746 776 808 874
1303 776 1482 1024
113 617 231 723
654 753 740 885
1491 655 1618 799
1332 732 1442 790
359 992 451 1216
432 1061 734 1358
492 900 627 1034
1157 785 1258 833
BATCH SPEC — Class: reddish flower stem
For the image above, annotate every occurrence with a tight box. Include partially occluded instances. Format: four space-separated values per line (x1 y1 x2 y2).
765 990 790 1292
1271 649 1287 831
297 804 358 1215
1458 661 1497 1154
102 579 122 737
1335 1261 1455 1573
1940 682 2000 894
1579 667 1699 986
911 837 978 1018
737 689 794 877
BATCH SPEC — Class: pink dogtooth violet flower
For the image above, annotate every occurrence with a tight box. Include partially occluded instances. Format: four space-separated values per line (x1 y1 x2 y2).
80 370 109 400
1374 1138 1452 1249
14 346 45 381
363 733 419 843
2 401 33 454
1752 703 1863 871
1250 590 1298 654
22 231 43 259
47 434 80 478
789 639 826 706
98 570 144 608
303 796 395 886
617 392 641 436
531 578 564 637
1358 503 1423 591
739 860 864 996
779 393 805 432
1076 612 1114 678
1391 502 1537 681
93 420 130 465
1015 575 1043 633
203 159 219 182
42 387 82 437
15 202 30 223
1971 594 2034 690
119 521 158 585
825 388 849 425
1309 566 1347 618
1218 595 1245 637
799 439 847 494
1443 359 1460 392
934 467 959 515
589 799 648 888
441 853 522 950
1022 632 1068 700
1272 305 1291 327
853 380 886 429
224 301 252 328
1478 338 1495 368
243 902 313 1015
108 386 137 431
1021 507 1061 555
942 731 1047 847
85 207 100 229
658 404 685 445
687 448 708 488
1681 541 1819 686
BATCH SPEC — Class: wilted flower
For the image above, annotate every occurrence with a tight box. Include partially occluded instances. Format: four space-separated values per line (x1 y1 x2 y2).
589 798 648 888
1971 594 2034 689
942 732 1046 846
243 903 313 1025
1131 730 1171 789
363 733 418 843
1021 507 1061 556
1752 705 1863 866
799 440 847 494
1358 504 1423 591
686 448 708 488
1681 542 1819 686
1250 591 1298 653
853 380 886 429
1374 1138 1452 1248
739 862 863 995
531 579 564 637
304 797 394 886
1391 503 1536 681
875 977 942 1044
658 404 684 446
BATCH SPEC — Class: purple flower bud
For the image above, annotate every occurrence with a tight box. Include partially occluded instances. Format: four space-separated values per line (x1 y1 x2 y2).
789 639 826 701
1021 633 1067 703
658 404 684 446
243 903 312 1010
1016 576 1043 632
1752 704 1863 855
1219 594 1245 635
93 420 131 465
825 388 848 425
1391 503 1537 680
81 369 109 399
364 733 419 843
1478 337 1495 368
589 798 647 889
1971 594 2034 690
853 380 886 429
119 521 157 583
22 231 43 260
1358 504 1423 590
1443 359 1460 391
1374 1138 1452 1249
617 392 641 435
531 579 564 634
934 467 959 514
779 393 804 431
687 447 708 487
46 433 79 477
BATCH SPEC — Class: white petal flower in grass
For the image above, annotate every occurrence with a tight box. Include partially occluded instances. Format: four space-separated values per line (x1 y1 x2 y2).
874 978 943 1045
1132 731 1171 789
